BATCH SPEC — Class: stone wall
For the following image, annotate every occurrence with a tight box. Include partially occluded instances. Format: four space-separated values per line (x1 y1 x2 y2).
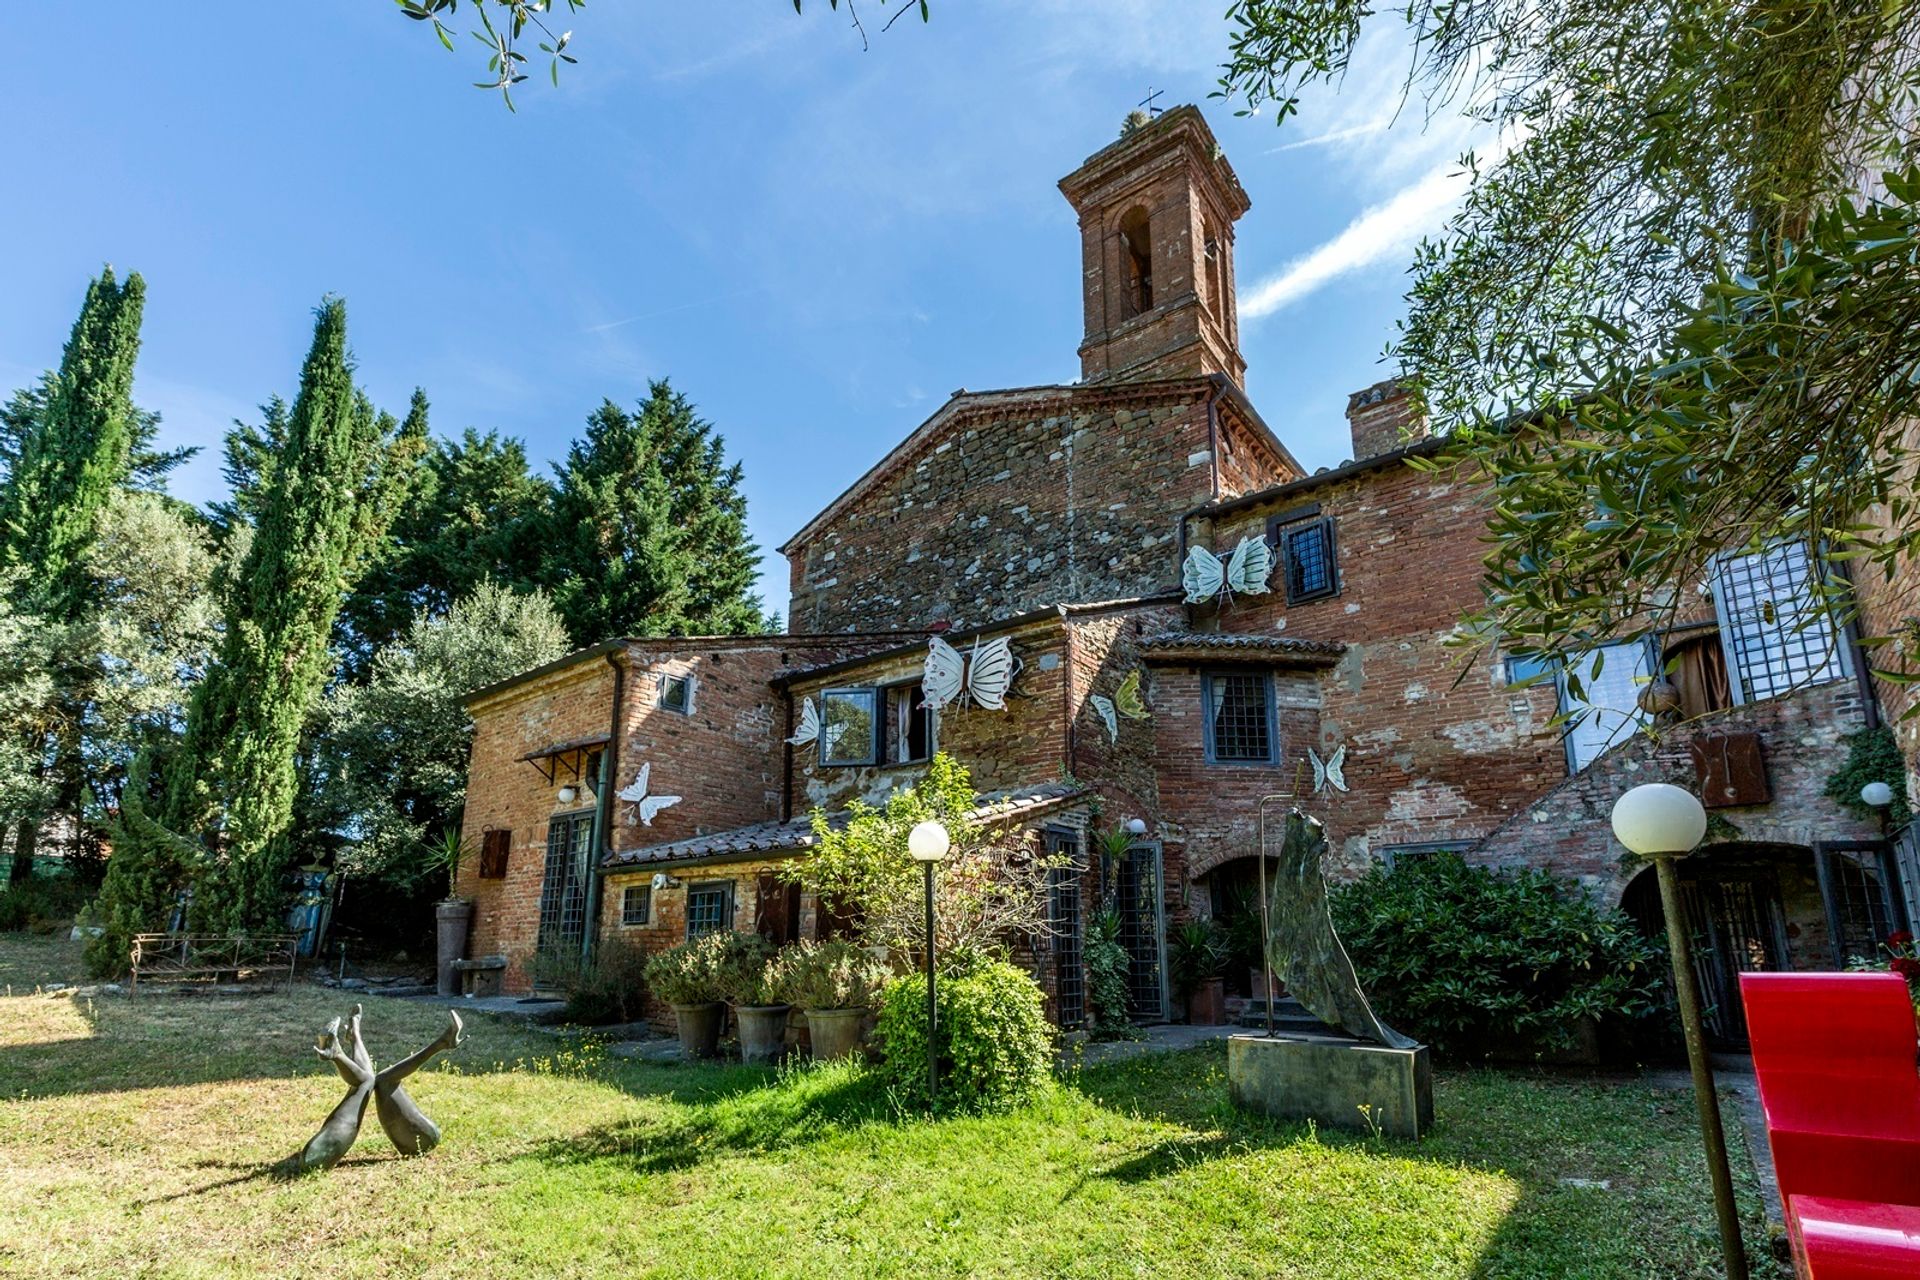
782 381 1294 635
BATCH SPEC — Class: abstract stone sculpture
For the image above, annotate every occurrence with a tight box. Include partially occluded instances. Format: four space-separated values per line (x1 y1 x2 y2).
1265 808 1417 1050
282 1004 465 1175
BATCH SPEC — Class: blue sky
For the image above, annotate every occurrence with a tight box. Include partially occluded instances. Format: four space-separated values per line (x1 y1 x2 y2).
4 4 1482 619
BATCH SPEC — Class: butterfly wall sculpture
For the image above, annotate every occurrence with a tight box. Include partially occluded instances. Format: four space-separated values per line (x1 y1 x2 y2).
1308 744 1349 793
786 696 820 746
1088 669 1150 743
922 634 1021 712
1183 535 1274 605
617 762 683 825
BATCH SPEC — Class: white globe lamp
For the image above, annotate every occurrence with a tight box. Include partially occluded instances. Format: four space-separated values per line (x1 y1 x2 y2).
1610 782 1707 856
907 820 951 862
1861 781 1896 810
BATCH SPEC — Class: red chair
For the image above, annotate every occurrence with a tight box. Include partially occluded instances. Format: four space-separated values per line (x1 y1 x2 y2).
1741 972 1920 1278
1789 1197 1920 1280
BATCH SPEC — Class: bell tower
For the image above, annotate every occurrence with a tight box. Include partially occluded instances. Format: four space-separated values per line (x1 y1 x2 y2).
1059 105 1250 388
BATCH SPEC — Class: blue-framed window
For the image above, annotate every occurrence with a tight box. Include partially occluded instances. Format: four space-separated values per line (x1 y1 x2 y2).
1201 670 1277 764
1503 652 1558 687
1268 506 1339 605
620 884 651 927
819 687 879 766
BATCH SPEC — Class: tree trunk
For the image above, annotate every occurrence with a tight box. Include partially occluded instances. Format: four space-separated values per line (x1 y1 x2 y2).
9 816 38 885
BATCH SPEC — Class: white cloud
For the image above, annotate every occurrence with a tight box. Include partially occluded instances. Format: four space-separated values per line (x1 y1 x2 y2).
1239 160 1470 319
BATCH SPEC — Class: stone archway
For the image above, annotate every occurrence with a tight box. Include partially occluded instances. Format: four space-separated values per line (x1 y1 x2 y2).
1194 853 1275 997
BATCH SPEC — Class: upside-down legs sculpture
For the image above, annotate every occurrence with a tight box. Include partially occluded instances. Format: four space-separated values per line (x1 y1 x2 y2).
282 1005 465 1174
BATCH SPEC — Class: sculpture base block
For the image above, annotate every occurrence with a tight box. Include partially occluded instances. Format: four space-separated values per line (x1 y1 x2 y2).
1228 1032 1433 1140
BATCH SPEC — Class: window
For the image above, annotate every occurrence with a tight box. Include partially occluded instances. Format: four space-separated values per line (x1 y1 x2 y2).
1202 671 1276 764
819 687 879 766
657 672 694 714
1044 828 1086 1029
883 681 935 765
1118 207 1153 319
620 884 651 927
1503 653 1558 687
1559 641 1652 772
1708 543 1850 704
1378 841 1470 870
535 811 595 957
685 881 735 940
1267 510 1338 604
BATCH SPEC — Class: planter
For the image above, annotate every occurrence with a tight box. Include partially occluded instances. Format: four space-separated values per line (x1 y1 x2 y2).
672 1001 725 1059
1249 966 1284 1002
434 898 474 997
735 1004 793 1064
1188 976 1228 1026
805 1007 866 1061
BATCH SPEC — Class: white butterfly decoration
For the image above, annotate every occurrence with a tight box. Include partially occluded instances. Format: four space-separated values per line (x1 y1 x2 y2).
921 634 1023 712
1090 694 1119 743
1308 744 1349 794
617 762 683 826
1182 535 1274 605
786 696 820 746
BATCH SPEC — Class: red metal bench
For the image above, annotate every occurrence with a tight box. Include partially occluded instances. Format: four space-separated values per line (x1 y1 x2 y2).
1741 972 1920 1278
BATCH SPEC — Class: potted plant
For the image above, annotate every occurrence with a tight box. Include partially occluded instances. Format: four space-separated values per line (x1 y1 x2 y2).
1171 919 1230 1026
713 932 786 1063
771 939 887 1061
428 830 475 997
644 935 730 1058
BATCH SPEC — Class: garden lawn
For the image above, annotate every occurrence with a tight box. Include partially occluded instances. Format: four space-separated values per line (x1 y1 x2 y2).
0 935 1779 1279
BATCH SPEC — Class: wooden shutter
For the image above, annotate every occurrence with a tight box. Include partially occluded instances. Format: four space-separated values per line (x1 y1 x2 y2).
478 828 512 879
755 874 800 945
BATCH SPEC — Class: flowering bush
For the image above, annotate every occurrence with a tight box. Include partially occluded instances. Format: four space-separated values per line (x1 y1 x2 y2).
1850 930 1920 1008
767 939 887 1012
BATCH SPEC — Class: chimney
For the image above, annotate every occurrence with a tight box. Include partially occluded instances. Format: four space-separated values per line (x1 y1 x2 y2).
1346 379 1426 460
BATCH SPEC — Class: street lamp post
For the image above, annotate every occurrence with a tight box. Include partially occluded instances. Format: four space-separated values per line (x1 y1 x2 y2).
907 819 951 1105
1611 783 1748 1280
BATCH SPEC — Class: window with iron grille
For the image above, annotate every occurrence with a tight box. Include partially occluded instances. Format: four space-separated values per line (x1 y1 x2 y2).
1202 671 1276 764
657 672 694 714
621 884 651 927
1044 828 1086 1029
1708 543 1851 704
685 881 735 940
819 688 878 766
535 811 595 957
1271 516 1338 604
1815 843 1902 965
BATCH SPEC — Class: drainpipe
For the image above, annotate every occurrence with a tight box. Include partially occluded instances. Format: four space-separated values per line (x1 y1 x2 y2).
1062 608 1078 780
581 648 625 963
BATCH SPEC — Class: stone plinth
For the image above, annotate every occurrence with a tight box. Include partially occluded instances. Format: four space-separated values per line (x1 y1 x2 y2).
1228 1032 1434 1140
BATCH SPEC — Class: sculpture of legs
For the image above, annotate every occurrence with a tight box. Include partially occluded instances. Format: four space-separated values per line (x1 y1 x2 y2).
284 1022 374 1174
370 1009 465 1156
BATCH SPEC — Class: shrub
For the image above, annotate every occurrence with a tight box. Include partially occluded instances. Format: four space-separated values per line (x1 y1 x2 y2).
1169 919 1229 998
643 930 758 1005
875 956 1053 1113
525 936 650 1025
1083 909 1134 1039
768 939 888 1011
1329 852 1671 1059
0 875 91 935
711 932 779 1006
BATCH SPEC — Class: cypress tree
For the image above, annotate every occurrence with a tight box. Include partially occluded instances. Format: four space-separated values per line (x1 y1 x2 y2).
0 268 146 884
542 380 767 642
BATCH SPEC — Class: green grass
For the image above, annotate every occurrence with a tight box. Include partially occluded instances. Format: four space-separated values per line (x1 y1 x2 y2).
0 935 1780 1279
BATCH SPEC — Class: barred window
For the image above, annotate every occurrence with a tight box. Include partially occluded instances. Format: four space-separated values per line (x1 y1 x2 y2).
621 884 651 927
1708 544 1850 704
1202 671 1275 764
685 881 735 940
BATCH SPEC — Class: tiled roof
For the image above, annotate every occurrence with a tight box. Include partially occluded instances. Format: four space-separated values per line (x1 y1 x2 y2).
1138 631 1346 664
599 781 1087 872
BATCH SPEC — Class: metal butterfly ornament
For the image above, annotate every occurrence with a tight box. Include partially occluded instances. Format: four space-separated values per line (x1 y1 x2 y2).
1183 535 1274 605
921 634 1022 712
1308 744 1349 794
617 762 683 826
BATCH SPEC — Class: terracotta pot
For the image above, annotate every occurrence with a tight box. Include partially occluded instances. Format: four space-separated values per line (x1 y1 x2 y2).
672 1001 725 1059
1188 977 1228 1026
805 1007 866 1061
1249 967 1284 1002
736 1005 793 1064
434 899 474 997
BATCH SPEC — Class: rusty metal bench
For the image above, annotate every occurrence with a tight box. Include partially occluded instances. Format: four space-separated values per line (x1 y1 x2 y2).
129 933 300 991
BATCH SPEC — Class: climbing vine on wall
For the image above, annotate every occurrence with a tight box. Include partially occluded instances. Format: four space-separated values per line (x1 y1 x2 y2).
1824 726 1913 828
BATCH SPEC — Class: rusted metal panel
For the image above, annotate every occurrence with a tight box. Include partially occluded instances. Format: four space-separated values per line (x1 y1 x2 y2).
1691 732 1771 808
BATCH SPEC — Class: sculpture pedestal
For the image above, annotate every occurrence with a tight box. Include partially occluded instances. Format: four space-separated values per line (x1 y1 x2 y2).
1228 1032 1433 1140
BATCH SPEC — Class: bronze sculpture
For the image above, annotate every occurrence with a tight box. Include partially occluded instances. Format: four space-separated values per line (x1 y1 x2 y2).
282 1005 465 1174
1264 807 1417 1050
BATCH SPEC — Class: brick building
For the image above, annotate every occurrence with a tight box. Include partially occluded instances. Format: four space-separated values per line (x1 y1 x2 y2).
456 106 1911 1047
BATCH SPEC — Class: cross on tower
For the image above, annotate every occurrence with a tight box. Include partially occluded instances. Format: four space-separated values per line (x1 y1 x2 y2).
1139 87 1164 117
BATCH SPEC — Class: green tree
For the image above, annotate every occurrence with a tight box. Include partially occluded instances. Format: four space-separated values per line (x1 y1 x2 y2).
543 382 768 643
205 396 290 535
317 581 569 891
2 383 194 498
130 299 425 938
1216 1 1920 685
337 428 555 669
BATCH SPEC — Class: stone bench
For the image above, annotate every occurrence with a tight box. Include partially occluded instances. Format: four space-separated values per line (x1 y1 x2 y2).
452 954 509 998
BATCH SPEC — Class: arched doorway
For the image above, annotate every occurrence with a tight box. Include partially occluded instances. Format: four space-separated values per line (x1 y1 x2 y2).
1196 854 1276 999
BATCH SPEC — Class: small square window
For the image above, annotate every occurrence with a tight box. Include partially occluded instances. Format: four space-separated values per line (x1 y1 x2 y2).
820 688 878 766
658 673 694 714
884 681 935 765
1379 842 1469 870
685 881 734 940
621 884 651 926
1202 671 1276 764
1503 653 1558 687
1278 518 1338 603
